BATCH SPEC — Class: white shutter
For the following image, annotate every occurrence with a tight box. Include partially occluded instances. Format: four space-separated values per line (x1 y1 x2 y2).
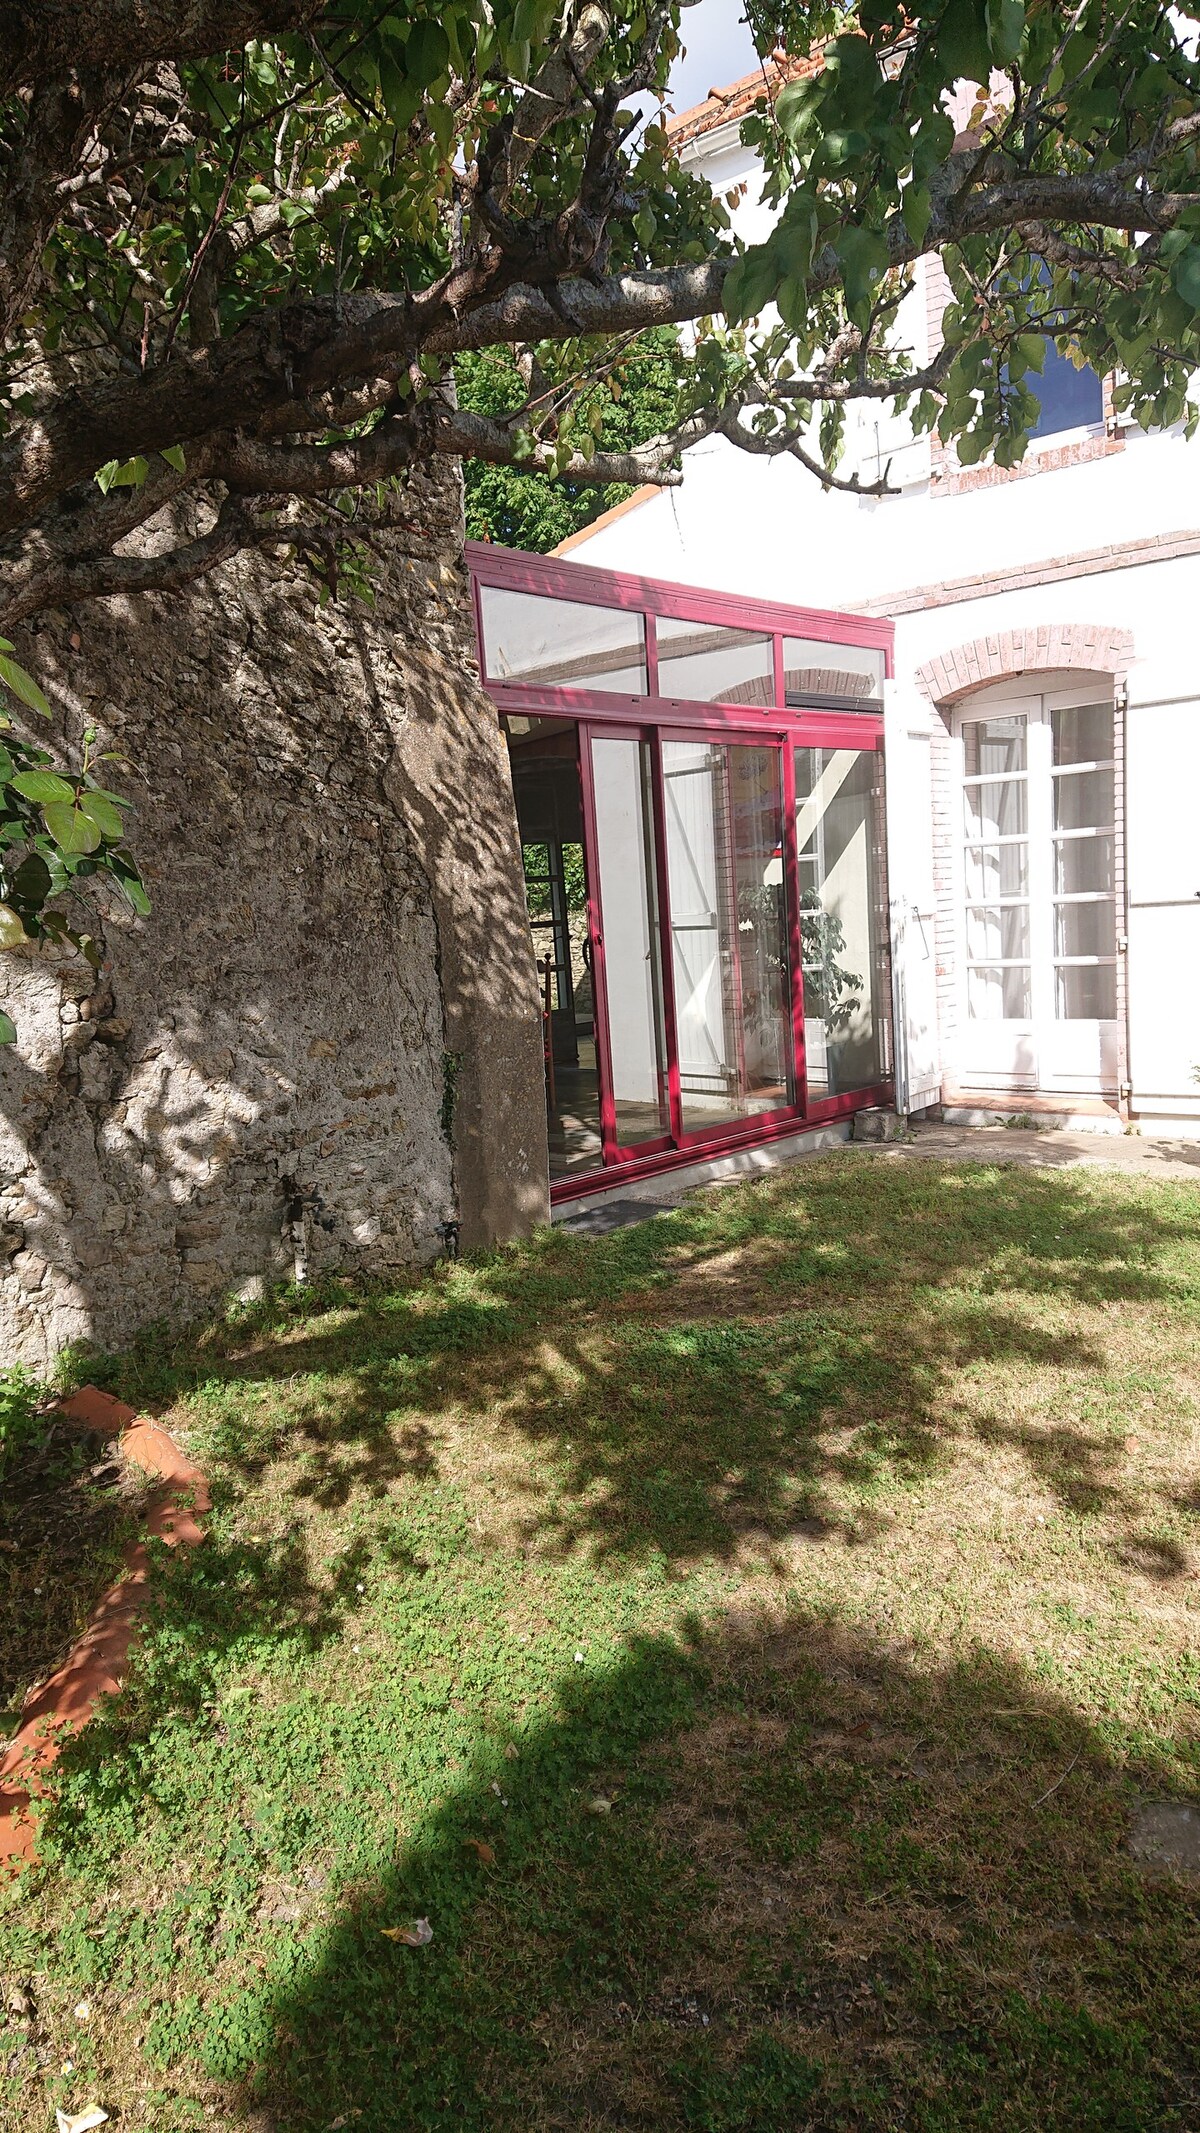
1126 698 1200 1118
885 709 942 1112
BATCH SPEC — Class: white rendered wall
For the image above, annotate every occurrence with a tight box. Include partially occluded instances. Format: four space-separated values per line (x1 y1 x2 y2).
569 127 1200 1124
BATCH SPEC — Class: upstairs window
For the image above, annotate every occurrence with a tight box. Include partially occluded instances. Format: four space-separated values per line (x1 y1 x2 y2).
1029 342 1104 440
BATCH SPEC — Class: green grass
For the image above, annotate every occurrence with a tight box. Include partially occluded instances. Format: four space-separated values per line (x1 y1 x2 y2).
3 1151 1200 2131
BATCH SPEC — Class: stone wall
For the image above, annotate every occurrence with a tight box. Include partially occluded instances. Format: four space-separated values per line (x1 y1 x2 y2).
0 469 548 1371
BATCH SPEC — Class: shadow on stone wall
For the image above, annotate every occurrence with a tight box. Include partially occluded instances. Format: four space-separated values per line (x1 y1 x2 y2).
0 479 547 1369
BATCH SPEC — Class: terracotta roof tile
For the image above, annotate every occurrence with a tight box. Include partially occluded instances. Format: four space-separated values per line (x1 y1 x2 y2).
665 49 823 149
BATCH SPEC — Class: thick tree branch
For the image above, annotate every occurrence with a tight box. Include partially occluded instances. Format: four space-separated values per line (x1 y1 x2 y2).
0 491 262 617
1 1 330 94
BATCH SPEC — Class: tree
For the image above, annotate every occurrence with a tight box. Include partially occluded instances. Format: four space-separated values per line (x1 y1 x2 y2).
4 0 1200 643
460 328 685 552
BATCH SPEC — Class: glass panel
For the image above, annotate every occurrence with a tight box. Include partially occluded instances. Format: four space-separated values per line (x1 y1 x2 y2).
1054 833 1114 895
968 964 1032 1019
963 716 1026 777
1055 902 1117 960
783 637 884 703
1056 963 1117 1019
965 842 1029 899
481 584 645 694
656 618 774 706
964 778 1027 839
795 747 888 1099
1054 766 1114 831
663 741 792 1131
965 905 1029 960
1052 701 1113 766
504 716 601 1178
590 736 670 1147
1030 344 1104 438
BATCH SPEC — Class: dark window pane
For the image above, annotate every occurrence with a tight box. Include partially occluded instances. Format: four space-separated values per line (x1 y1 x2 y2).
783 637 884 704
1056 963 1117 1019
1030 343 1104 438
1053 702 1113 766
481 584 645 693
656 618 774 705
505 717 600 1178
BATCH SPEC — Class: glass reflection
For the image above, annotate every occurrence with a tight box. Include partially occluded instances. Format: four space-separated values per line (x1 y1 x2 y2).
591 736 670 1145
481 585 645 693
795 747 888 1096
663 741 792 1131
656 618 774 705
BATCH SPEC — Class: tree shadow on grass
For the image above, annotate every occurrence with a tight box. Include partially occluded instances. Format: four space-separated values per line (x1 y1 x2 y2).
17 1158 1200 2129
93 1153 1200 1578
196 1605 1200 2133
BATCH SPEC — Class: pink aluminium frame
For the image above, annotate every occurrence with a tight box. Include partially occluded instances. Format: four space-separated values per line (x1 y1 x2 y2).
468 541 895 1201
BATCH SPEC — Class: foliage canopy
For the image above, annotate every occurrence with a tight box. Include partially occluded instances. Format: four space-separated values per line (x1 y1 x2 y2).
3 0 1200 629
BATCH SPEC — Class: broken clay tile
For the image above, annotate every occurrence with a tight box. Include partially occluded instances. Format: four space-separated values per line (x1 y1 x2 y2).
57 1386 138 1432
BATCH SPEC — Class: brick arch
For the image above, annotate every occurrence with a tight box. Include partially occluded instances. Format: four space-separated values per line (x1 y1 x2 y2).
914 623 1133 706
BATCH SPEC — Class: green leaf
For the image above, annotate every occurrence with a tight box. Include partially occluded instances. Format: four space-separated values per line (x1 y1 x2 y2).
77 792 125 840
0 653 52 718
986 0 1025 66
120 875 151 917
775 76 822 144
901 186 932 251
9 853 51 907
833 224 888 323
98 455 149 491
722 247 779 324
0 1010 16 1046
42 802 102 855
405 19 451 91
160 444 187 473
1171 244 1200 316
378 44 420 130
0 904 26 950
10 769 74 805
1014 333 1047 373
938 0 992 86
0 746 13 785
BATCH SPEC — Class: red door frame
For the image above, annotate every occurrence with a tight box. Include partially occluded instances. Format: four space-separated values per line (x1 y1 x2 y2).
565 719 892 1194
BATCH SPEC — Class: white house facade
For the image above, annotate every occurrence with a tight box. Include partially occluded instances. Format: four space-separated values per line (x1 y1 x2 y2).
561 71 1200 1137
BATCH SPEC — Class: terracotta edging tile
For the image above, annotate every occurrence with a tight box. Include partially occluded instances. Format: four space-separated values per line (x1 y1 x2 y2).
0 1392 210 1875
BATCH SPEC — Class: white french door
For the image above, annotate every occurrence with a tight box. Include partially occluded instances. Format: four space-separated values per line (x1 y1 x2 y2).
953 678 1119 1096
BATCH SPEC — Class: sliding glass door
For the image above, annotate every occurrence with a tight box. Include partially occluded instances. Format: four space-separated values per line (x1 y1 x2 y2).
660 736 794 1134
507 716 889 1183
588 732 671 1151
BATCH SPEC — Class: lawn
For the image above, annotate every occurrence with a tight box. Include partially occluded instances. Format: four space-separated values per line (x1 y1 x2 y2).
3 1150 1200 2132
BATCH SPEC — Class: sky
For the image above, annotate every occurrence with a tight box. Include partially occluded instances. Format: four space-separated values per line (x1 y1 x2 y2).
667 2 761 117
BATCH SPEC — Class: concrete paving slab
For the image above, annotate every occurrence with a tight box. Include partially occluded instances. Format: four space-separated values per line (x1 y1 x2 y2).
856 1121 1200 1182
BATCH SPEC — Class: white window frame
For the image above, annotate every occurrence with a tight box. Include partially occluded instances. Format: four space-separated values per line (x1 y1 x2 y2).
951 676 1118 1064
